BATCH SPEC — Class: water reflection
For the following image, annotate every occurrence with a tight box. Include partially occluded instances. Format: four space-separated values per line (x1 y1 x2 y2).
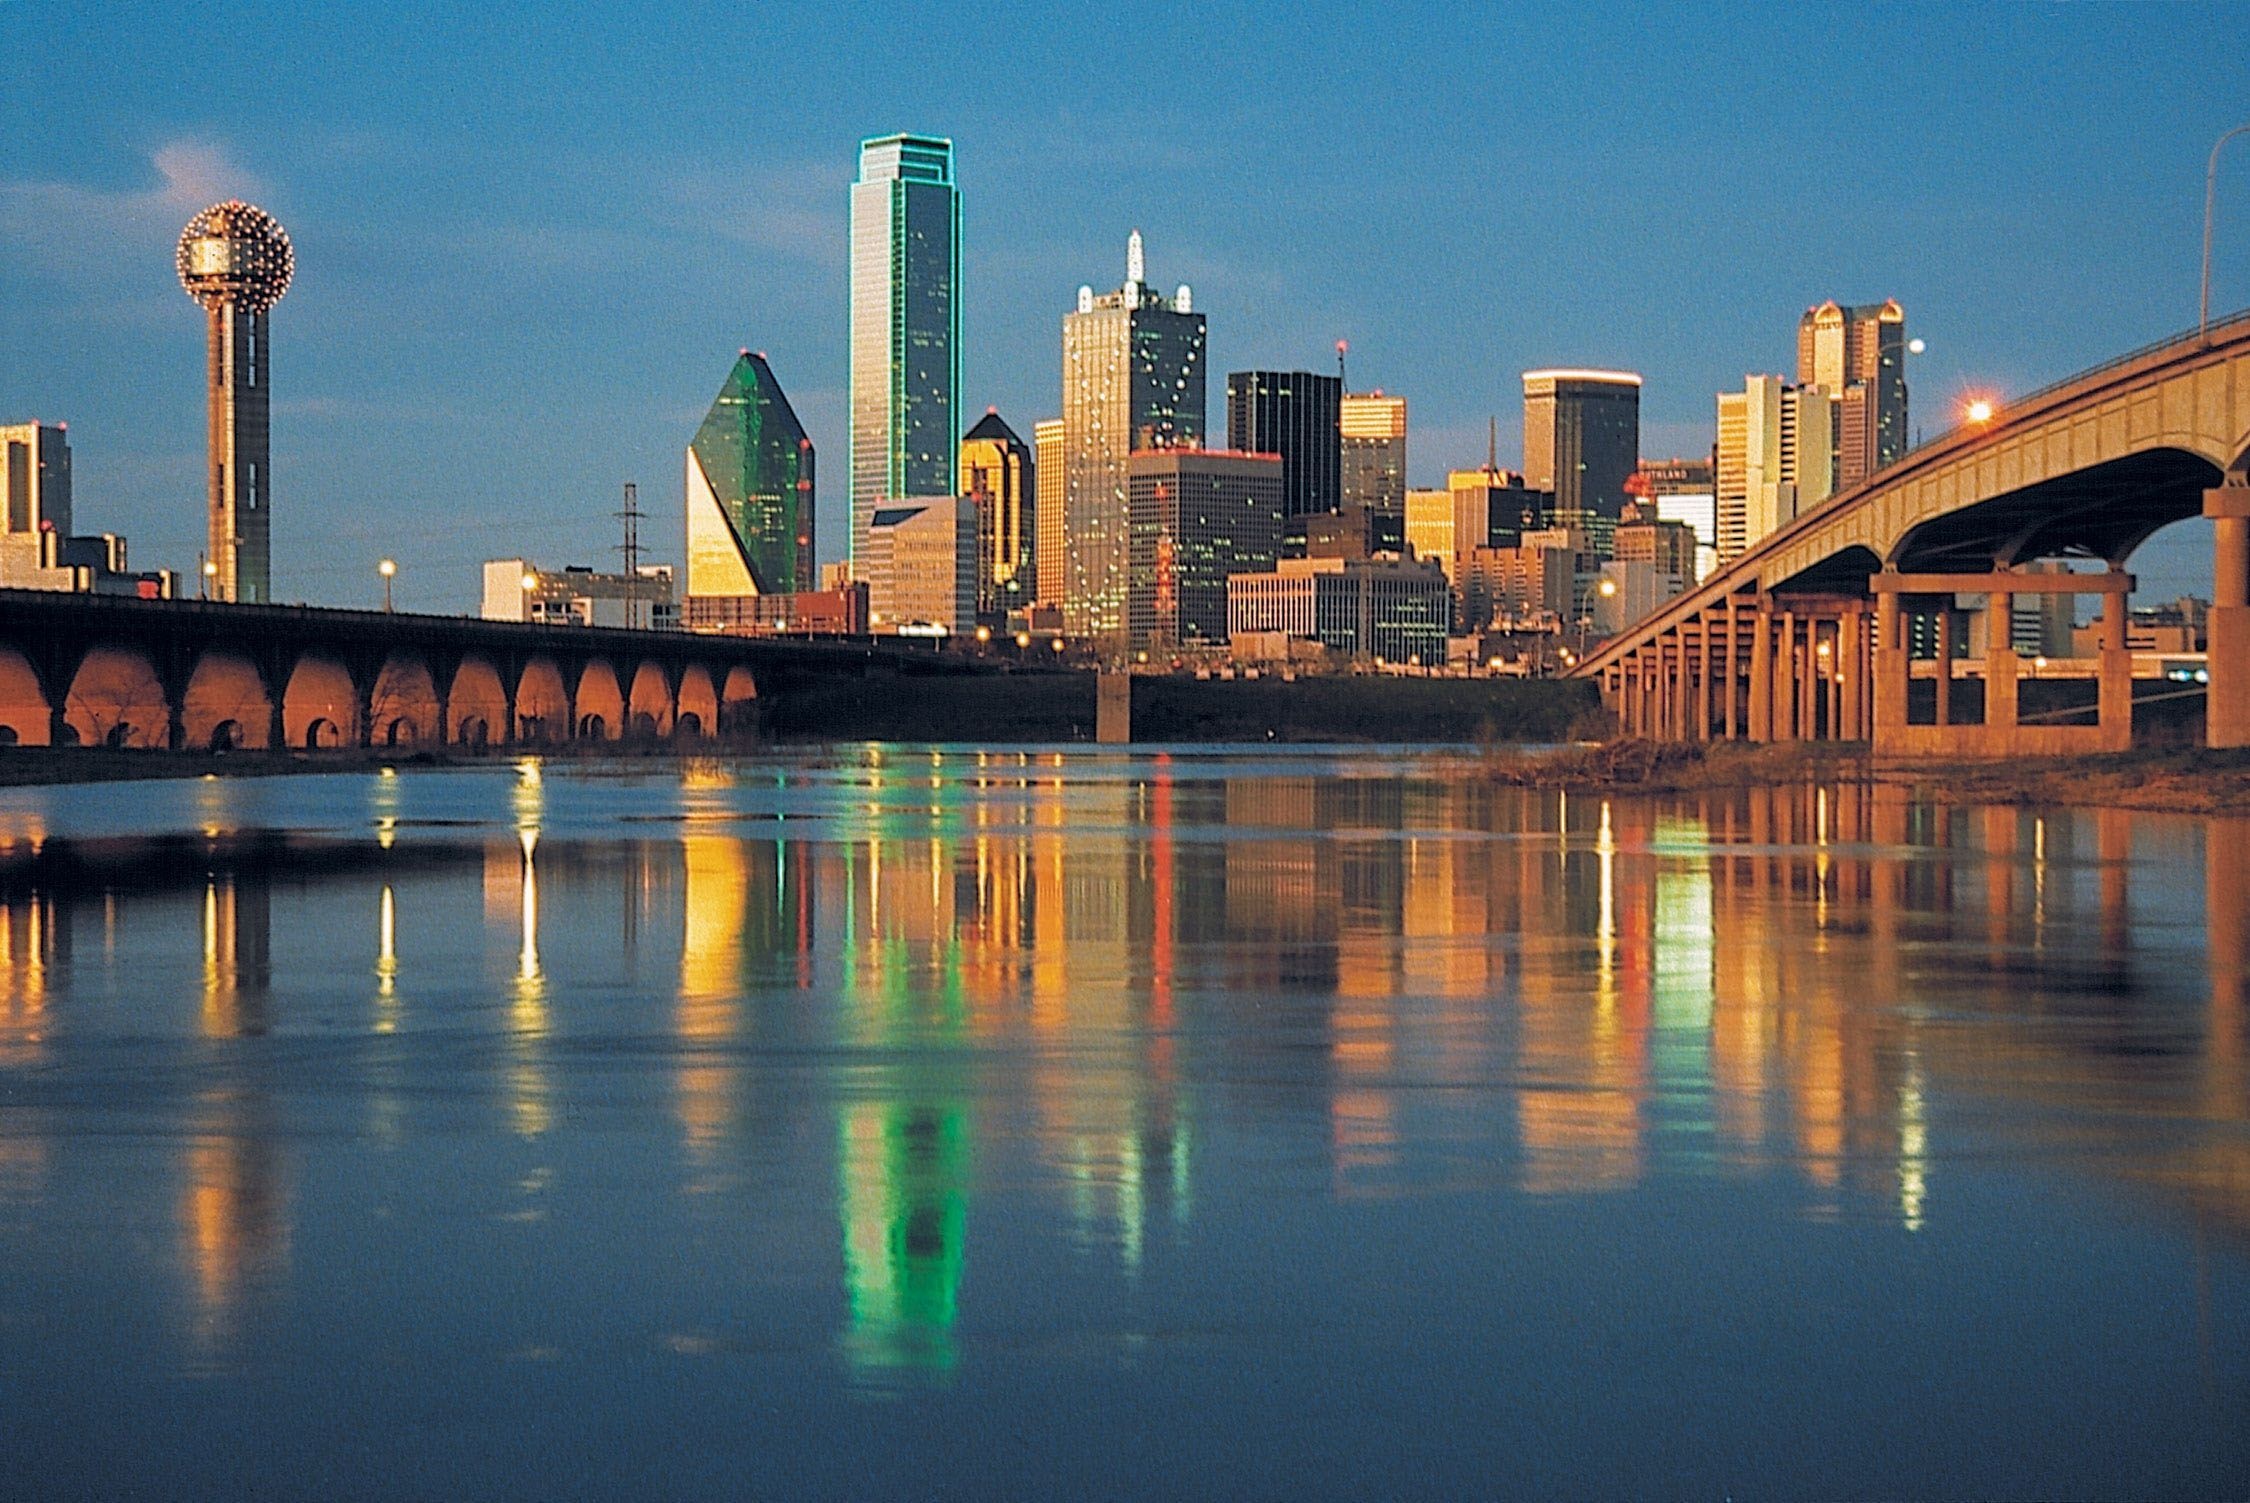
0 759 2244 1457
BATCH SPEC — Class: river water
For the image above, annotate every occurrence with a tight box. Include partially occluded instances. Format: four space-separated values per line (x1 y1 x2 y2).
0 748 2244 1499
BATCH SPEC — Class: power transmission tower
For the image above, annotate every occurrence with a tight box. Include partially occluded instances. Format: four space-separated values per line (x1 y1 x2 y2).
616 481 644 629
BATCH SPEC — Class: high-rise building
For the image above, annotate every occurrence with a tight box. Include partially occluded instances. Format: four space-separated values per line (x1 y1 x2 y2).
177 201 292 603
1032 417 1065 610
2 421 70 539
1798 299 1908 488
850 134 959 570
1715 376 1835 560
960 411 1034 621
1225 370 1340 525
864 497 976 635
1339 392 1407 517
1126 448 1282 646
1522 370 1640 556
685 351 815 607
1635 457 1718 581
1227 556 1451 664
0 421 171 598
1061 232 1205 642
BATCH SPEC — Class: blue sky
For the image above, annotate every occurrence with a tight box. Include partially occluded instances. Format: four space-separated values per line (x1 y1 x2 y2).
3 2 2245 610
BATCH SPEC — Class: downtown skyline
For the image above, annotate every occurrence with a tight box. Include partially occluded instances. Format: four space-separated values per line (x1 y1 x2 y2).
3 2 2245 611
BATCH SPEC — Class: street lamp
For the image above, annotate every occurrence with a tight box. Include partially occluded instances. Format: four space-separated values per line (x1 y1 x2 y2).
1964 398 1995 425
379 557 397 613
200 557 217 600
2204 123 2250 341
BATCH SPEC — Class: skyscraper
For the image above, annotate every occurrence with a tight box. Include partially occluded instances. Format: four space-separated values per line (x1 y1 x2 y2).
1339 392 1407 515
1225 370 1340 524
1521 370 1640 556
1126 448 1282 647
685 350 815 609
1061 231 1205 642
1 422 70 539
960 411 1033 620
1797 299 1908 488
1715 375 1834 560
1032 418 1065 611
850 134 959 570
177 201 292 604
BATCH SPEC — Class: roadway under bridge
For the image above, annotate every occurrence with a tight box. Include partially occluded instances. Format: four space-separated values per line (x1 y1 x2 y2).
0 590 959 751
1576 313 2250 754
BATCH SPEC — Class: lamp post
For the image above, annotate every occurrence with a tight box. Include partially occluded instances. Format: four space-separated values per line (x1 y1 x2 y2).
379 557 397 613
2205 123 2250 342
200 556 216 600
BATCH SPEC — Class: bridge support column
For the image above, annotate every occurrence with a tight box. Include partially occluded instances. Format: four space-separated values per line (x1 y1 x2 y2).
1748 605 1772 741
1723 602 1741 739
2099 576 2134 752
1772 612 1798 743
1873 590 1908 753
1933 606 1955 728
1695 611 1714 741
1985 584 2019 742
2208 487 2250 749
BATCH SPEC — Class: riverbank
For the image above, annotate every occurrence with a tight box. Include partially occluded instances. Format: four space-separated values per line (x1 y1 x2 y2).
1484 739 2250 813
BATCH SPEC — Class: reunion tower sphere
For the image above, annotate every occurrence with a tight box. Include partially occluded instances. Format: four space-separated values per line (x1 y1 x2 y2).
177 200 293 313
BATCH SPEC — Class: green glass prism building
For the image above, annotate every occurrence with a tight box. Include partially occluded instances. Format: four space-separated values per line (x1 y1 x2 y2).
685 350 815 606
850 134 960 571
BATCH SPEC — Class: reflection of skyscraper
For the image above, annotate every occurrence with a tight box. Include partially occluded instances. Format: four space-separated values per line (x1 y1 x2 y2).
850 134 960 570
685 351 815 611
839 1100 970 1375
1061 232 1205 642
177 201 292 604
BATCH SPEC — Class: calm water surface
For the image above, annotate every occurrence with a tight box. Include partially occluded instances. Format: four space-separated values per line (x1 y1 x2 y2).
0 747 2245 1499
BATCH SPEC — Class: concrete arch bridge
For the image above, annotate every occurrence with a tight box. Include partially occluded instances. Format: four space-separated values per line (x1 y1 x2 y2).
1577 313 2250 754
0 591 928 753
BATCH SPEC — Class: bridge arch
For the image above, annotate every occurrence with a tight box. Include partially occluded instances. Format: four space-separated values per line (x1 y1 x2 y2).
515 656 569 743
183 650 274 751
63 646 168 749
719 665 759 735
675 665 718 740
575 660 624 741
627 661 673 739
283 654 358 748
448 656 508 750
1887 448 2223 572
0 648 52 746
369 653 441 747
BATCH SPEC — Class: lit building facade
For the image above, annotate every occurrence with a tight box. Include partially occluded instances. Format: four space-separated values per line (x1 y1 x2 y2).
1636 457 1718 581
177 201 292 604
1224 370 1340 524
1522 370 1640 557
686 350 815 608
960 411 1033 621
1715 376 1834 560
1126 449 1282 647
864 497 976 634
1032 417 1065 610
850 135 959 569
1340 392 1407 517
484 559 678 629
1460 542 1575 628
1227 556 1451 664
1 421 170 597
1798 299 1908 488
1061 232 1205 642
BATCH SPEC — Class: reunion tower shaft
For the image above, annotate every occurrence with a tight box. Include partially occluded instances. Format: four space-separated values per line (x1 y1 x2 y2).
178 201 292 604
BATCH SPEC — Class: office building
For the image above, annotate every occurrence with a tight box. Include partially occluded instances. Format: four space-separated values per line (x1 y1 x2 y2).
1459 542 1575 629
1031 417 1065 611
1522 369 1641 555
850 134 959 569
687 584 869 636
1228 556 1451 665
1225 370 1340 524
1 421 170 597
1127 448 1282 647
1061 231 1205 642
960 411 1034 620
1635 457 1718 582
686 350 816 611
484 560 678 629
1798 299 1908 487
177 200 292 603
1339 392 1407 516
1614 507 1697 588
864 496 976 634
1715 376 1835 560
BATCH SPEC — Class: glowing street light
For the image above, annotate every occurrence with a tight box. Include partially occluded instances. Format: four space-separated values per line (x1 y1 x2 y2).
1014 631 1031 650
1908 337 1927 356
2203 123 2250 341
200 557 217 600
1964 398 1995 425
378 557 397 612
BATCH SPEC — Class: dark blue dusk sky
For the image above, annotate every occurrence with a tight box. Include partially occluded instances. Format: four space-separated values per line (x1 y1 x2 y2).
4 2 2245 610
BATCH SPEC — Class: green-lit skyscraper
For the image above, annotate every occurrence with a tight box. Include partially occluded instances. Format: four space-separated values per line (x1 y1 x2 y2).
850 134 960 572
685 350 815 608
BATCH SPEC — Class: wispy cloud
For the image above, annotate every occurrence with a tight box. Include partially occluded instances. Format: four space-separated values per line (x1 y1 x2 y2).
0 140 267 271
657 160 844 267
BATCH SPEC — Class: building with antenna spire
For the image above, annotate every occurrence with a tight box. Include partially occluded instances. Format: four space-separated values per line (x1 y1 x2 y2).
1060 230 1205 644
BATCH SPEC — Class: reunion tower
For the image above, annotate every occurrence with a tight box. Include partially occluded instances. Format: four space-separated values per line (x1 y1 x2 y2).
178 201 292 604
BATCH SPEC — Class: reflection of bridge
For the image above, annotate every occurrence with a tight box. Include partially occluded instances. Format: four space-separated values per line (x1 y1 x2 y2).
1578 314 2250 753
0 589 953 750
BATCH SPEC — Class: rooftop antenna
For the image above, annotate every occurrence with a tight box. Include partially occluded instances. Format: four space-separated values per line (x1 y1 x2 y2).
1336 339 1349 390
616 480 644 629
1487 415 1498 475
